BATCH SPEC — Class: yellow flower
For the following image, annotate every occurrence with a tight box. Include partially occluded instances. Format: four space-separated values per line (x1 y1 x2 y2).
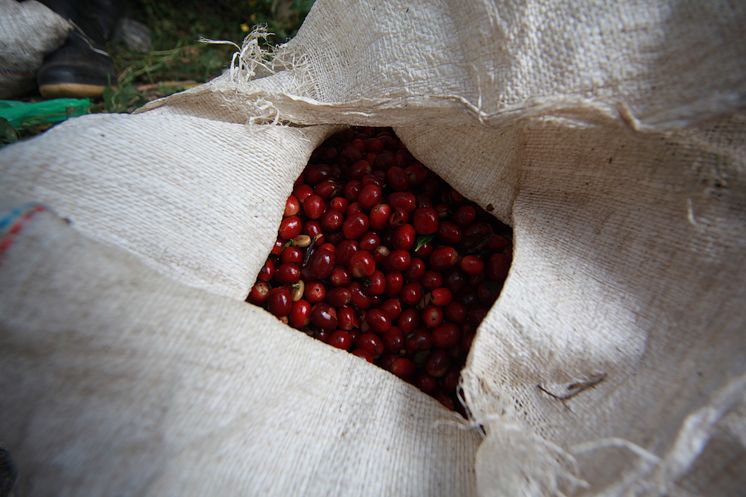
240 23 250 33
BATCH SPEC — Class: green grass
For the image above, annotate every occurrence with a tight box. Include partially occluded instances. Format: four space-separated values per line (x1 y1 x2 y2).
102 0 314 113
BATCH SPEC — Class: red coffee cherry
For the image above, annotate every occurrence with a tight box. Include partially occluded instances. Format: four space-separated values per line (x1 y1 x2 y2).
431 287 453 306
267 287 292 317
369 203 392 230
349 250 376 278
329 330 353 350
275 263 301 284
460 255 485 276
284 194 300 216
258 258 275 282
279 216 303 240
358 184 383 210
392 224 416 250
356 333 384 357
390 357 416 380
366 308 392 333
432 323 460 348
387 249 411 272
429 246 459 270
248 281 271 305
422 305 444 328
338 306 360 330
413 207 439 235
385 272 404 297
343 212 369 239
303 194 326 219
289 299 311 328
304 281 326 303
311 303 338 331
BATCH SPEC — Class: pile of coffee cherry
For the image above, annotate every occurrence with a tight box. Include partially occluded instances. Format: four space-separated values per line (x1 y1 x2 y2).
248 127 512 413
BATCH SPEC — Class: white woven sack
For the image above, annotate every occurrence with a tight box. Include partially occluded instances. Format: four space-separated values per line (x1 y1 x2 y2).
0 0 70 98
1 0 745 496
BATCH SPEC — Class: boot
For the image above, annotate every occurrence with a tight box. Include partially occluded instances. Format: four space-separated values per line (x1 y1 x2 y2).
37 0 123 98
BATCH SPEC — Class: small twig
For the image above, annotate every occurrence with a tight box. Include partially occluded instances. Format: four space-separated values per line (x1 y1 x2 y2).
537 373 607 402
135 80 198 92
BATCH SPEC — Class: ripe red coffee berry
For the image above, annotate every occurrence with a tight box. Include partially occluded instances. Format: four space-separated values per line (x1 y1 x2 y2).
335 239 359 266
405 257 426 280
320 209 343 232
337 306 359 330
487 253 510 282
392 224 416 250
405 330 432 354
350 283 372 310
445 269 466 292
437 221 462 244
304 281 326 303
349 160 372 179
389 192 417 213
275 263 301 284
405 163 428 187
284 195 300 216
293 184 313 202
413 207 439 235
387 166 408 191
330 196 349 212
279 216 302 240
343 180 361 200
327 287 352 307
311 303 338 331
429 246 459 270
416 374 438 393
364 270 386 296
390 357 416 380
267 287 292 317
289 299 311 328
422 305 444 328
329 330 353 350
445 301 466 322
329 266 351 287
356 333 385 357
369 203 391 230
401 282 424 306
425 350 451 378
349 250 376 278
358 184 383 210
387 249 411 272
431 287 453 306
454 205 476 226
281 247 303 264
422 271 444 290
309 249 335 280
359 232 380 251
460 255 485 276
314 179 339 199
380 298 402 320
432 323 460 348
397 308 420 332
303 194 326 219
385 272 404 297
382 327 405 353
342 212 369 239
271 239 284 255
258 258 274 282
247 281 270 305
363 308 389 333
